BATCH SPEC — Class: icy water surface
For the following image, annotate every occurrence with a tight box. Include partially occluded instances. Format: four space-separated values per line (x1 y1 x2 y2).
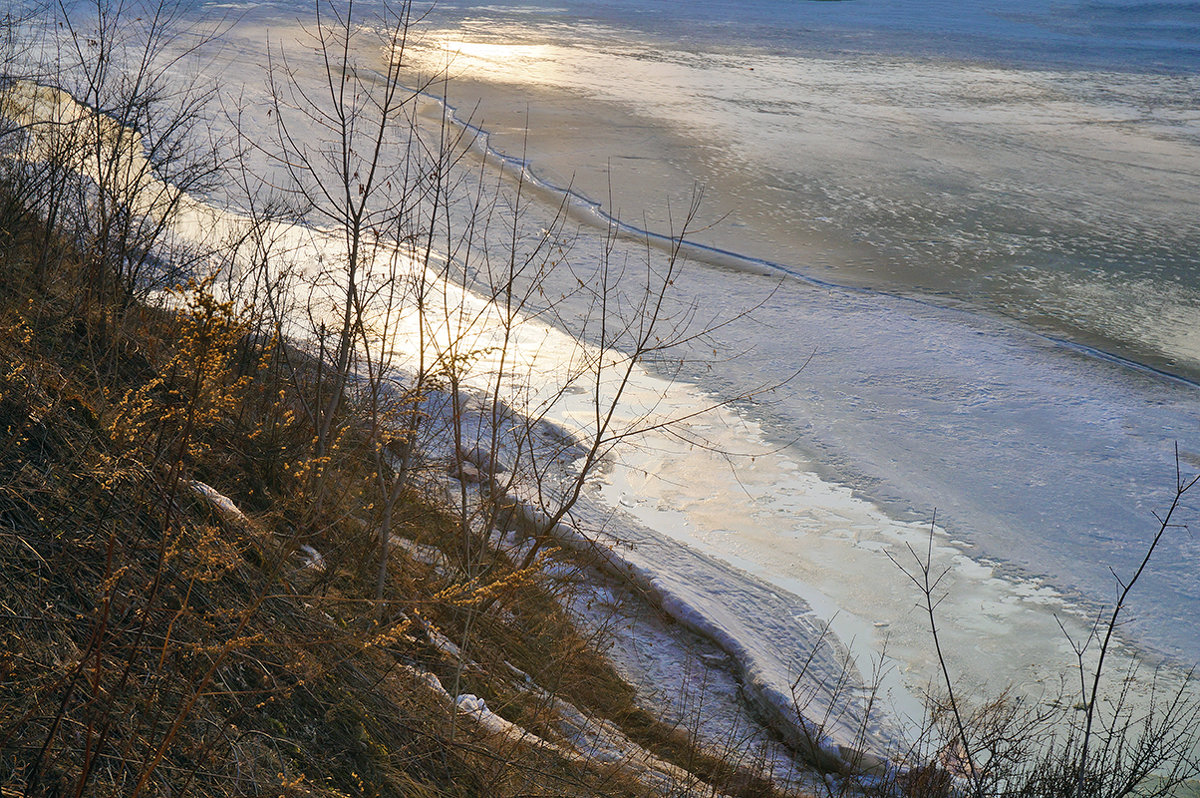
374 0 1200 667
398 6 1200 378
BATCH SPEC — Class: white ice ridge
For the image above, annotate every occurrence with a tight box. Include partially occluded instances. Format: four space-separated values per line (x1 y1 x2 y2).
502 486 895 774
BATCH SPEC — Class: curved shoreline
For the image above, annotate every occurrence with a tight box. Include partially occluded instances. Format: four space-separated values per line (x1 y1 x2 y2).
388 70 1200 672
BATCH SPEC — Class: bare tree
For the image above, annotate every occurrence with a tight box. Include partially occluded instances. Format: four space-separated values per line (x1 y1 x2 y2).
253 0 786 609
261 0 421 501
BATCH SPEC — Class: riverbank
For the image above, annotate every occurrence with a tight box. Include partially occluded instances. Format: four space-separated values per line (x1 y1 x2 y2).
0 178 820 796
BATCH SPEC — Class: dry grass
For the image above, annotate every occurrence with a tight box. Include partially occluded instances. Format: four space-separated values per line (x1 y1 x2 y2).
0 184 804 798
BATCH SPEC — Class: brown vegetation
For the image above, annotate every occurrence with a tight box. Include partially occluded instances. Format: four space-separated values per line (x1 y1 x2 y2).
0 181 798 796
